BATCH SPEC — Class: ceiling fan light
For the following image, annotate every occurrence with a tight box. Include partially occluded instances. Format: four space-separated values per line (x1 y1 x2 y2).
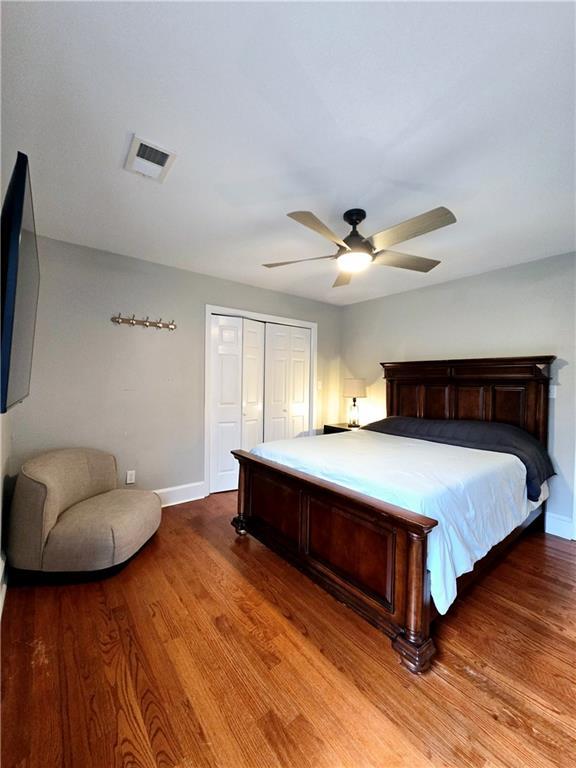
337 251 372 273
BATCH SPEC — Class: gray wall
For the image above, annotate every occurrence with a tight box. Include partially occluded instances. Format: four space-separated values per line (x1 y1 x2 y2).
8 236 341 490
340 252 576 531
7 239 575 535
1 410 12 601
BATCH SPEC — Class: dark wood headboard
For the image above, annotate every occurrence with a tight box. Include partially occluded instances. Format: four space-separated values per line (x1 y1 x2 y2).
380 356 555 445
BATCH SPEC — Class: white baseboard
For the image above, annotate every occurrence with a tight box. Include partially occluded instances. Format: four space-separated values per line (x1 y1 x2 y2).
545 513 575 540
152 484 576 539
154 480 208 508
0 553 6 618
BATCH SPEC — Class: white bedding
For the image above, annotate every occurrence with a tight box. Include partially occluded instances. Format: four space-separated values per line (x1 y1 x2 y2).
251 429 547 614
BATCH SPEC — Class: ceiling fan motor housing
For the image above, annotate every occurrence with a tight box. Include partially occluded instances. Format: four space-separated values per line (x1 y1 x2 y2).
343 231 373 254
342 209 373 255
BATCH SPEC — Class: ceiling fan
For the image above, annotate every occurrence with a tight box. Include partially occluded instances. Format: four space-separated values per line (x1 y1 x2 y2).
263 206 456 287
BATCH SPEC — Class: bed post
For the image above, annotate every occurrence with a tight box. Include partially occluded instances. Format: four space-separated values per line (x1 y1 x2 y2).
231 461 248 535
392 530 436 673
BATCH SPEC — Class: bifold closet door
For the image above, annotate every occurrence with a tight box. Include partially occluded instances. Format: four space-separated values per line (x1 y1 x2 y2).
264 323 311 442
209 315 242 492
209 316 310 492
241 319 265 451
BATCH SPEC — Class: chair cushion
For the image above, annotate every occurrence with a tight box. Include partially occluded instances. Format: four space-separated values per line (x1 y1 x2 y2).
41 489 161 571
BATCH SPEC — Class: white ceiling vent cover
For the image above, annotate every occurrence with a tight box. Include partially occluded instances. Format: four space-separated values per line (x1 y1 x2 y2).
124 135 176 182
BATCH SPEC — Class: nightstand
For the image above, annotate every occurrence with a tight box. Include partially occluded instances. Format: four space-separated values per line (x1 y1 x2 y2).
323 423 356 435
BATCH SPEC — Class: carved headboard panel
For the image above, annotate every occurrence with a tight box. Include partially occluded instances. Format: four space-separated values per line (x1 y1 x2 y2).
380 356 555 445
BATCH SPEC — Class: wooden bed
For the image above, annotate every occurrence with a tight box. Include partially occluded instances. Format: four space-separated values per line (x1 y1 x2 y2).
231 356 555 673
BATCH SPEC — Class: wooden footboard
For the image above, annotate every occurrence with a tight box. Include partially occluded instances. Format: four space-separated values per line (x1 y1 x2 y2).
231 449 438 673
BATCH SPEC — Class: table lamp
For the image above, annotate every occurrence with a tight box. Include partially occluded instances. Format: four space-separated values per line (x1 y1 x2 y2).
343 378 367 427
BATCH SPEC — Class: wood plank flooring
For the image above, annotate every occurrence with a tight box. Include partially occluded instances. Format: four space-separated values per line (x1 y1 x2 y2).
2 492 575 768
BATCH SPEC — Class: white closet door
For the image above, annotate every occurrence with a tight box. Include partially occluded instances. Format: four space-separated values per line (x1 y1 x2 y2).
289 326 311 437
264 323 311 442
210 315 243 492
241 319 265 450
264 323 291 441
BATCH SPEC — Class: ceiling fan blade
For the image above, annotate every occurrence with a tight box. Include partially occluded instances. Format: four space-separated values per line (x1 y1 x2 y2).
288 211 350 250
262 255 336 269
372 250 441 273
332 272 352 288
368 207 456 252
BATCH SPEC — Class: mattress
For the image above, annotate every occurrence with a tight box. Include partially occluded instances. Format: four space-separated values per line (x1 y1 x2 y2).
251 429 548 614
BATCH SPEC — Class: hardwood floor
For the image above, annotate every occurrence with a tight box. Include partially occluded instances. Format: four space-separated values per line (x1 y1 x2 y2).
2 492 575 768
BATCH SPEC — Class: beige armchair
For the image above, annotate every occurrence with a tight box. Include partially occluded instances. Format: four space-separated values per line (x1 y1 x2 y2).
7 448 161 572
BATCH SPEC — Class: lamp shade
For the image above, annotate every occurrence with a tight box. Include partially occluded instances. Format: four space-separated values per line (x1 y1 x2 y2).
343 378 367 398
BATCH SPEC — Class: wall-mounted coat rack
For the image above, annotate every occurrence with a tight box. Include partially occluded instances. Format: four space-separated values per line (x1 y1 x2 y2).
111 313 177 331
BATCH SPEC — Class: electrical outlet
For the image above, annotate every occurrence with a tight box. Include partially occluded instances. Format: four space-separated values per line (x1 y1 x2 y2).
126 470 136 485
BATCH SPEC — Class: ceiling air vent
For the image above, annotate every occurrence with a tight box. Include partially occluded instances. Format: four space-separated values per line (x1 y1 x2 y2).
124 135 176 182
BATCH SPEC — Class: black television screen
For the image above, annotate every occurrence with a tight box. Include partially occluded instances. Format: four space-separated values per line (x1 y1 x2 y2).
1 152 40 413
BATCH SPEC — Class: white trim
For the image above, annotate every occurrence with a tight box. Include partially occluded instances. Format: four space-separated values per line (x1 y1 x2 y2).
205 304 318 495
545 512 575 540
0 553 6 618
154 481 208 508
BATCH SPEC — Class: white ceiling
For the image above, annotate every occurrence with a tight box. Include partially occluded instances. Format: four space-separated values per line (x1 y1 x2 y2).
2 1 575 306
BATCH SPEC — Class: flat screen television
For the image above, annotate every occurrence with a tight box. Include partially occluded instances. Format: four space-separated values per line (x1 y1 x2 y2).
1 152 40 413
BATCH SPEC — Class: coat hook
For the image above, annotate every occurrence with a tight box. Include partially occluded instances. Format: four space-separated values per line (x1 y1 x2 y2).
111 314 176 332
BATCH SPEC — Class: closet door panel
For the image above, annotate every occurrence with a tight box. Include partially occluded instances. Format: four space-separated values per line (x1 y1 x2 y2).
265 323 311 441
289 327 311 437
265 324 290 442
241 319 265 451
210 316 243 492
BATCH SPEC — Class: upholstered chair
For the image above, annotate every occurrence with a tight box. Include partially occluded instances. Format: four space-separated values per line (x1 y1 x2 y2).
7 448 161 572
